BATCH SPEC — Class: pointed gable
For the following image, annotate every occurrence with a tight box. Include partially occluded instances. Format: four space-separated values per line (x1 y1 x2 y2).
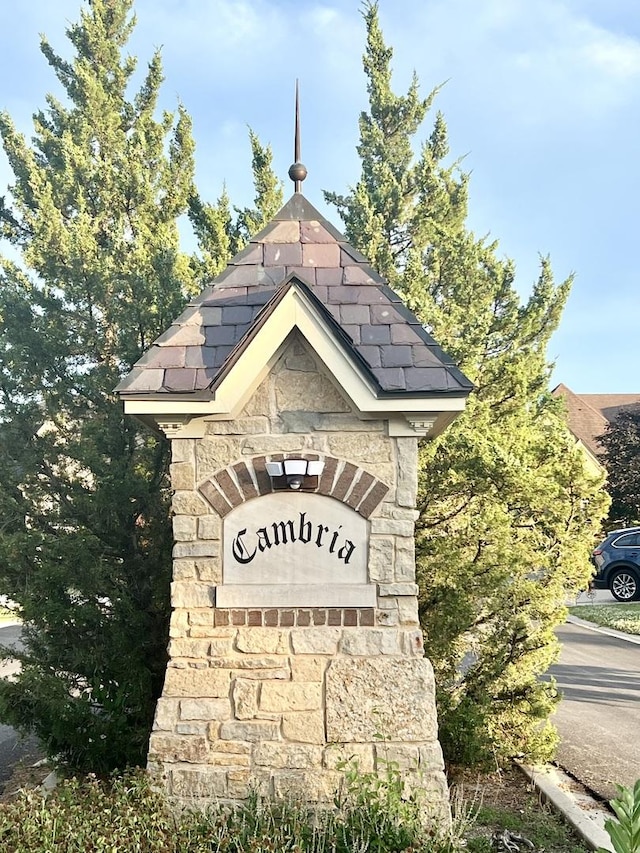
117 193 472 437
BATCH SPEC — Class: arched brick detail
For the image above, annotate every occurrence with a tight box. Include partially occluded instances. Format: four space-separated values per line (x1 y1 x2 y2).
198 455 389 520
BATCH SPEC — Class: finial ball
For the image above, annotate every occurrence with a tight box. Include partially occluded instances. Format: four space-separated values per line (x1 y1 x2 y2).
288 162 307 184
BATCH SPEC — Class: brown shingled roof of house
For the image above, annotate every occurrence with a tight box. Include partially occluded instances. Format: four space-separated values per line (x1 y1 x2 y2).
552 383 640 456
117 194 472 400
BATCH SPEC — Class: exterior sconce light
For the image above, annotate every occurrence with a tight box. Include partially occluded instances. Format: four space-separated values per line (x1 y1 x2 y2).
265 458 325 491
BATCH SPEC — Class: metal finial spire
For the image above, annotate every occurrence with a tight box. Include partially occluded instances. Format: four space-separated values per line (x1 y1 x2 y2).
288 79 307 192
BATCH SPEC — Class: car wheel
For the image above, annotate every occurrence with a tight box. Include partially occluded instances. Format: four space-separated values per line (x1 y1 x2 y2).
609 568 640 602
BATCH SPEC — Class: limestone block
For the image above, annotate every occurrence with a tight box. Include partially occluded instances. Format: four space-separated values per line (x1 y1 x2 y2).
235 628 283 655
240 379 271 418
272 769 341 802
395 539 416 581
227 769 252 799
397 597 420 625
172 491 208 516
163 667 230 698
290 656 326 682
170 609 189 632
171 582 214 609
325 658 438 742
401 630 425 657
368 537 395 583
211 656 284 671
290 628 341 655
208 752 251 767
380 504 420 521
284 351 316 372
195 558 222 583
274 411 316 433
172 439 196 465
369 518 415 537
180 698 231 720
173 542 220 559
233 679 260 720
259 682 322 712
376 607 399 627
339 628 400 656
172 559 196 581
207 740 252 755
219 720 280 742
169 638 211 659
206 417 270 435
176 722 209 736
170 462 195 491
253 742 323 769
378 583 419 597
315 414 384 432
395 437 418 507
323 743 375 772
327 434 391 463
153 698 180 731
189 609 214 627
208 636 234 655
148 734 208 763
170 767 227 799
198 516 222 541
282 711 325 744
196 437 242 480
374 743 420 771
275 371 350 414
241 434 305 455
231 667 290 681
172 515 198 541
418 742 446 772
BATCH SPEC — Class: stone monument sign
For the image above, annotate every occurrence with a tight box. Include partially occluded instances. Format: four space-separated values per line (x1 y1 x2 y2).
117 182 472 822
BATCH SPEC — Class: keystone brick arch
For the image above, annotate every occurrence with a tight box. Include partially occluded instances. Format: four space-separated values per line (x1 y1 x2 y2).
198 455 389 520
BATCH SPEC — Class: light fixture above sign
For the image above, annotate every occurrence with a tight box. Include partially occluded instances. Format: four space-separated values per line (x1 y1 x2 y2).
265 458 325 491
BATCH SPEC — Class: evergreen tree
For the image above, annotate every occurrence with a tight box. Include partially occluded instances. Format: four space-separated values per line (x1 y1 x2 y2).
0 0 196 772
189 129 283 281
327 1 608 767
600 409 640 526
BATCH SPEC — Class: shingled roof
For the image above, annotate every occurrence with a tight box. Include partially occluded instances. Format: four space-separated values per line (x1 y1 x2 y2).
117 194 472 401
552 383 640 457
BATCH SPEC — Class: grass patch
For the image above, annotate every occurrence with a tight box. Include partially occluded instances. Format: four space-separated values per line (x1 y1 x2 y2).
453 769 589 853
568 603 640 635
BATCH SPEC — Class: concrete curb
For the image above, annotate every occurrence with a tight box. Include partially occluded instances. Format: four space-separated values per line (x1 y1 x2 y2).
567 614 640 645
518 763 614 852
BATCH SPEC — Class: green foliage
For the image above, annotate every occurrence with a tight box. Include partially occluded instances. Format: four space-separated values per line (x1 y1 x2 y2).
568 604 640 635
0 767 462 853
599 409 640 526
600 780 640 853
0 0 196 772
189 129 283 281
327 1 608 768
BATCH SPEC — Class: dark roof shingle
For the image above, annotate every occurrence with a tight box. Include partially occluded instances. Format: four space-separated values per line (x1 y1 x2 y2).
117 194 472 399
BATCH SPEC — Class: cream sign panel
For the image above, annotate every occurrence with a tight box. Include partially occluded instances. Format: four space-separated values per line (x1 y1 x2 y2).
218 492 374 608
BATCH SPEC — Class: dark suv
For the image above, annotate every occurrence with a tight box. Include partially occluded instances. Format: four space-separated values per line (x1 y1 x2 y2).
591 527 640 601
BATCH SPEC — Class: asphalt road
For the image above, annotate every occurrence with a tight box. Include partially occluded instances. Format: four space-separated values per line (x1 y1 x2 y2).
550 618 640 802
0 623 42 787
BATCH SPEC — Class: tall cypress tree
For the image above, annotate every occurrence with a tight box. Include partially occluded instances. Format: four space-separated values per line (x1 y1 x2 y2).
327 1 608 767
189 129 283 281
0 0 196 772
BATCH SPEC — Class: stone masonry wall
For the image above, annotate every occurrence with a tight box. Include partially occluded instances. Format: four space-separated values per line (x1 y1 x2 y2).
149 333 449 821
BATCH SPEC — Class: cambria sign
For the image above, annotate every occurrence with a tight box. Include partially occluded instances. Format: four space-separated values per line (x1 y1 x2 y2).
218 492 373 608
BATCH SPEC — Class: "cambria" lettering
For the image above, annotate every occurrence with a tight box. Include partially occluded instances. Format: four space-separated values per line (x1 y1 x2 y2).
231 511 356 566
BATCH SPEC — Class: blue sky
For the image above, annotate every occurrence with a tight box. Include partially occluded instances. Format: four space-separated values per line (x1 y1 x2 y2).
1 0 638 392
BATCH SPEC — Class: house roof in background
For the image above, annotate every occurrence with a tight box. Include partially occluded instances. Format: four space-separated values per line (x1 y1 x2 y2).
552 383 640 456
116 194 473 400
